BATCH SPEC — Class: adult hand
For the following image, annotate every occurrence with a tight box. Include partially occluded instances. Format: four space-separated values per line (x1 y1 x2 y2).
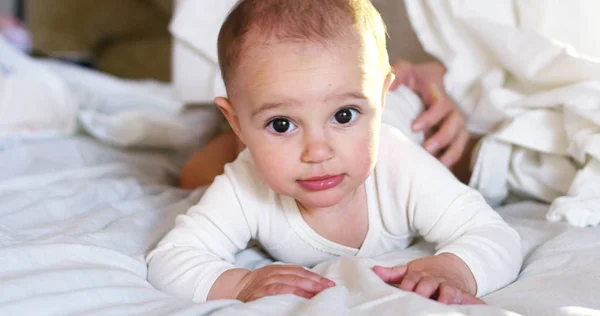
390 60 469 168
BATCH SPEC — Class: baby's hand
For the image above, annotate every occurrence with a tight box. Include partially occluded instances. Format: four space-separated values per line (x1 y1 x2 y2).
234 265 335 302
372 253 484 305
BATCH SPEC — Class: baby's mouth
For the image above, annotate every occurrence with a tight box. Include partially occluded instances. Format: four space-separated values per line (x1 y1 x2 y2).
297 174 345 191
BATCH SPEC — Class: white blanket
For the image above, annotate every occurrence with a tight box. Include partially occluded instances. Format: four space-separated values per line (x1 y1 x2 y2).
0 37 219 151
0 37 78 142
1 135 600 315
405 0 600 227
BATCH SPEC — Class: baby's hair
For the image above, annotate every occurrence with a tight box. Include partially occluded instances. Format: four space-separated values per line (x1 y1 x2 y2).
217 0 390 91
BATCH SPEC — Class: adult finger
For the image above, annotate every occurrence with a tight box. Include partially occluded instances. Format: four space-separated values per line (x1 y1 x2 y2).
372 265 408 284
439 129 469 167
397 271 422 292
413 276 441 299
419 83 444 108
422 111 464 155
390 60 416 91
412 96 452 132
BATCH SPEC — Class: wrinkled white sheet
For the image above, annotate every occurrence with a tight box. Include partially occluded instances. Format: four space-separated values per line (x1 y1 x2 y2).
405 0 600 227
0 37 78 142
0 37 219 151
1 135 600 315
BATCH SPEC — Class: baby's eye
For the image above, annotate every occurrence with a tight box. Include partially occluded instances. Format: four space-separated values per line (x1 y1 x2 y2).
332 108 359 125
267 118 297 134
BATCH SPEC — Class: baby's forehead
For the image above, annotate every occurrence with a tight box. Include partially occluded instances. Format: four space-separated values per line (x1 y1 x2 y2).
229 44 385 111
236 30 381 75
231 44 378 98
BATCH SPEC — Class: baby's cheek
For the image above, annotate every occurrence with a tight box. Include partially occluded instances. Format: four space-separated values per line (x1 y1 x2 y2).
251 143 298 189
347 132 377 172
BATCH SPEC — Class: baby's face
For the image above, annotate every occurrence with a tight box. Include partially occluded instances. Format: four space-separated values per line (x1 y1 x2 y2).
222 31 391 210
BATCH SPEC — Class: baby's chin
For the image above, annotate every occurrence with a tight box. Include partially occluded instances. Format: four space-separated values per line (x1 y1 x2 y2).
293 188 352 210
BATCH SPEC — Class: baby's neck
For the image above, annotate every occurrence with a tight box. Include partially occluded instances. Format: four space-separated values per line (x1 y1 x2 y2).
296 184 369 249
296 184 363 217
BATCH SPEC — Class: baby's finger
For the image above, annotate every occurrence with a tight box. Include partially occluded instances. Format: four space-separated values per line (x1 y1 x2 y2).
460 294 486 305
437 283 485 305
423 111 464 155
439 129 469 167
372 265 408 284
413 276 440 299
272 274 332 294
412 97 452 132
397 271 422 292
436 283 460 304
247 283 314 302
278 266 335 287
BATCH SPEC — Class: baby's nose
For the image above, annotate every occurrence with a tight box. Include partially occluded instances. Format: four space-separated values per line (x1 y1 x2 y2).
301 138 334 164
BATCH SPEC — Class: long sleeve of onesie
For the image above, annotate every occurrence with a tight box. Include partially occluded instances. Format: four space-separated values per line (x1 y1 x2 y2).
375 124 523 296
146 155 263 302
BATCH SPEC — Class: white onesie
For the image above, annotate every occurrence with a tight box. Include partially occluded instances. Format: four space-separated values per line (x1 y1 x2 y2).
146 122 522 303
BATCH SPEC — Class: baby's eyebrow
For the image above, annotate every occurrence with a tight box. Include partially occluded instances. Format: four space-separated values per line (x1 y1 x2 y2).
252 101 296 118
325 91 369 102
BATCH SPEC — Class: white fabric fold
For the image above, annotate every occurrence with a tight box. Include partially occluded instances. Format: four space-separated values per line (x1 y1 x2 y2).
0 37 78 146
406 0 600 227
0 37 218 150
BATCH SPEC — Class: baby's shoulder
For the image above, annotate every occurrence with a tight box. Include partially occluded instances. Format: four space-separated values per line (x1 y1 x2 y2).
377 123 428 167
375 123 451 183
222 149 269 192
379 123 414 146
217 149 278 207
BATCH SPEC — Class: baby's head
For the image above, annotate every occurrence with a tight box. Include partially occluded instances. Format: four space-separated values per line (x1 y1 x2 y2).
215 0 393 210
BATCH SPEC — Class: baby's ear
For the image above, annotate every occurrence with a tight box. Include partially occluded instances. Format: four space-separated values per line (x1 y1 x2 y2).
384 71 395 92
215 97 245 143
380 72 396 110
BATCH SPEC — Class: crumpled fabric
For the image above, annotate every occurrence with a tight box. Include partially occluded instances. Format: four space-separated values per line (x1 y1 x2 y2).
406 0 600 227
0 36 219 151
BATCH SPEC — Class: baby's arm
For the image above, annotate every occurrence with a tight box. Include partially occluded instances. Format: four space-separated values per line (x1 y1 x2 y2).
146 173 254 302
375 126 522 299
408 173 522 298
148 160 333 302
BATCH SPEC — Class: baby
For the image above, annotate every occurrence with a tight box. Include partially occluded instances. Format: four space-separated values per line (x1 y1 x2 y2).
147 0 522 305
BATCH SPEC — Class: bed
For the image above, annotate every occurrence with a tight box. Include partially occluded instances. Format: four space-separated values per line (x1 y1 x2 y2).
1 132 599 315
0 55 598 314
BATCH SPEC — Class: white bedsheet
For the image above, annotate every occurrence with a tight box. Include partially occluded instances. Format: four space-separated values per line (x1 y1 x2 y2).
1 135 599 315
0 37 219 151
